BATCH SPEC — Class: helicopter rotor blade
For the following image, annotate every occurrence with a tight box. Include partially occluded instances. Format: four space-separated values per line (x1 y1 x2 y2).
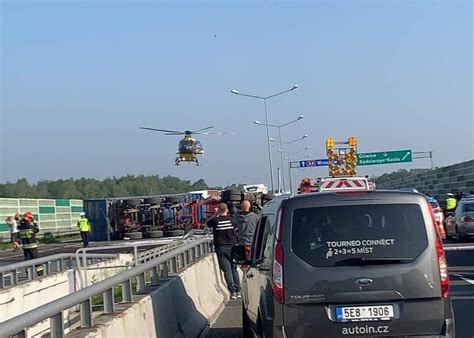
164 133 185 136
190 126 214 133
140 127 184 134
198 131 236 135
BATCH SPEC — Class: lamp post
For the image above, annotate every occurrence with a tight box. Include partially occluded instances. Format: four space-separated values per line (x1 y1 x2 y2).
254 115 304 192
231 85 299 192
270 135 308 192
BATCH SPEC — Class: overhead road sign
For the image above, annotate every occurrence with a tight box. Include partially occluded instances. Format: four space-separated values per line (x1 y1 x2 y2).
357 150 412 166
290 159 331 168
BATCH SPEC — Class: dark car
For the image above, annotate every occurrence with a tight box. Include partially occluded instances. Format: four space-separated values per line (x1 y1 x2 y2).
233 190 454 337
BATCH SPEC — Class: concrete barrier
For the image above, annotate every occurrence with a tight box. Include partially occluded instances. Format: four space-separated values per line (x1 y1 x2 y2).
69 253 230 338
0 254 134 338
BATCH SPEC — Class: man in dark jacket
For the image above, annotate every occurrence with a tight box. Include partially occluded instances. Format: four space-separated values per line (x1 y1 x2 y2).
206 203 241 299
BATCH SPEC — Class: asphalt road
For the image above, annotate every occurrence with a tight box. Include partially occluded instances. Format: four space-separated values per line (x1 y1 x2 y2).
208 242 474 338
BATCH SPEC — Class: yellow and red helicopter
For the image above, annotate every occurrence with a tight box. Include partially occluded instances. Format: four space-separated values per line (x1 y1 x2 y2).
140 126 233 166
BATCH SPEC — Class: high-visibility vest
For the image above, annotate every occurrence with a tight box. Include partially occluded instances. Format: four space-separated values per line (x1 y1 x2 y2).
18 228 38 249
446 198 457 210
78 218 90 232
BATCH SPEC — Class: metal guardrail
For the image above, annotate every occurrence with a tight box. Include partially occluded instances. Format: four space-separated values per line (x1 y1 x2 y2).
0 253 117 289
0 237 213 338
75 237 192 288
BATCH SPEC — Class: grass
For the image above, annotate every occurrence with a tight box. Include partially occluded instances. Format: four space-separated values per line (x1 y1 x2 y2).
0 242 13 251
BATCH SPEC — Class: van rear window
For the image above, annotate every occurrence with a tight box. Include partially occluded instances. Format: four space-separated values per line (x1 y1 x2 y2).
291 204 428 267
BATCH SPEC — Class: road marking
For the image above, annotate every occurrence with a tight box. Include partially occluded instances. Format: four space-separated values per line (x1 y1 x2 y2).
453 274 474 285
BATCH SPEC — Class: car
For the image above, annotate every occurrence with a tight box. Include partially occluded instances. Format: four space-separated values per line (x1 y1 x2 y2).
397 188 420 193
451 199 474 241
427 196 445 238
233 187 454 338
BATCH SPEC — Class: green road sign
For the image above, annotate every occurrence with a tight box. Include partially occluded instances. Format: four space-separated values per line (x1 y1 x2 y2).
357 150 412 166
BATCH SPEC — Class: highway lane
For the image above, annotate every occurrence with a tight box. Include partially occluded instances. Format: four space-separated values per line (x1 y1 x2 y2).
208 243 474 338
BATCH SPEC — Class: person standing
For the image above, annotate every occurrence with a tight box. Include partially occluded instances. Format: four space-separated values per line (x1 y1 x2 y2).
446 193 457 213
206 203 241 299
78 212 91 248
17 211 40 261
235 200 259 253
5 216 20 252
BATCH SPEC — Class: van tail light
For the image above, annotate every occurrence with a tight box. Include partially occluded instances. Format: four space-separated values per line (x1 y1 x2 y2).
436 235 449 297
463 216 474 223
272 242 285 303
272 208 285 304
426 201 449 297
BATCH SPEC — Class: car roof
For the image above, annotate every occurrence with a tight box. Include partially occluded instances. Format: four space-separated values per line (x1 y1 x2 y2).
281 190 429 209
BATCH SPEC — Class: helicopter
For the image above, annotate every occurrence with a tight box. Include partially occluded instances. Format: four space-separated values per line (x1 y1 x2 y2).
140 126 233 166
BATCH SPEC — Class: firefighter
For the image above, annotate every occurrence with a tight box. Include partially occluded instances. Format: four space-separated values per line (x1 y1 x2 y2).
17 211 40 261
77 212 91 248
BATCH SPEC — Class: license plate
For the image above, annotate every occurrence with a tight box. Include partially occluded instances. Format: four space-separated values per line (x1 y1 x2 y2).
336 305 394 322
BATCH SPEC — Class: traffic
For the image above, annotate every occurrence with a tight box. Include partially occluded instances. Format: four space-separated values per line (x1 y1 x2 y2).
209 138 473 338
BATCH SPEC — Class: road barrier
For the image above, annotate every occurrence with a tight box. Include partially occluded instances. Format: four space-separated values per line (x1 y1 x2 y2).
0 253 117 289
0 237 213 338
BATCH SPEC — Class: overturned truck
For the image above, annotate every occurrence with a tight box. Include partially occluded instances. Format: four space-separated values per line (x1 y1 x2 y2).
84 192 213 241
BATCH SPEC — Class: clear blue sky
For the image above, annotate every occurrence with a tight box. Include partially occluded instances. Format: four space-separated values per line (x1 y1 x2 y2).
1 1 472 187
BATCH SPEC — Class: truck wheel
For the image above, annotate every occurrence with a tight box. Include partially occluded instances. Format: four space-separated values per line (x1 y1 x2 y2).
124 232 143 240
148 230 164 238
144 197 162 205
222 190 242 202
166 196 182 204
164 229 185 237
123 198 141 206
262 193 274 201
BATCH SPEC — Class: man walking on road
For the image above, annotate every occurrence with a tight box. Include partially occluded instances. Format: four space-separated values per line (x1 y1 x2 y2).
206 203 241 300
78 212 91 248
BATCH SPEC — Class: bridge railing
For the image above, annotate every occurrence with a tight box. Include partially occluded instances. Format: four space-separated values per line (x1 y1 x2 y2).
0 253 117 289
0 237 213 338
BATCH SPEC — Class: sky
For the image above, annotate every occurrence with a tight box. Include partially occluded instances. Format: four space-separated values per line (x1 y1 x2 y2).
1 0 472 188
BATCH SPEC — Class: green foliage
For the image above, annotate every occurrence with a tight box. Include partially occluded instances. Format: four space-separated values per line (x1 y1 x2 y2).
0 175 229 199
373 168 431 185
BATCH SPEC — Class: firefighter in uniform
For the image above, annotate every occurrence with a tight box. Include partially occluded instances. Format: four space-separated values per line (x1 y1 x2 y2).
78 212 91 248
17 212 41 266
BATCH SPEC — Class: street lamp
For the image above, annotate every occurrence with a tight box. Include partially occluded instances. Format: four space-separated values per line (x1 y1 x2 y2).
253 115 304 192
278 146 310 157
231 85 299 192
